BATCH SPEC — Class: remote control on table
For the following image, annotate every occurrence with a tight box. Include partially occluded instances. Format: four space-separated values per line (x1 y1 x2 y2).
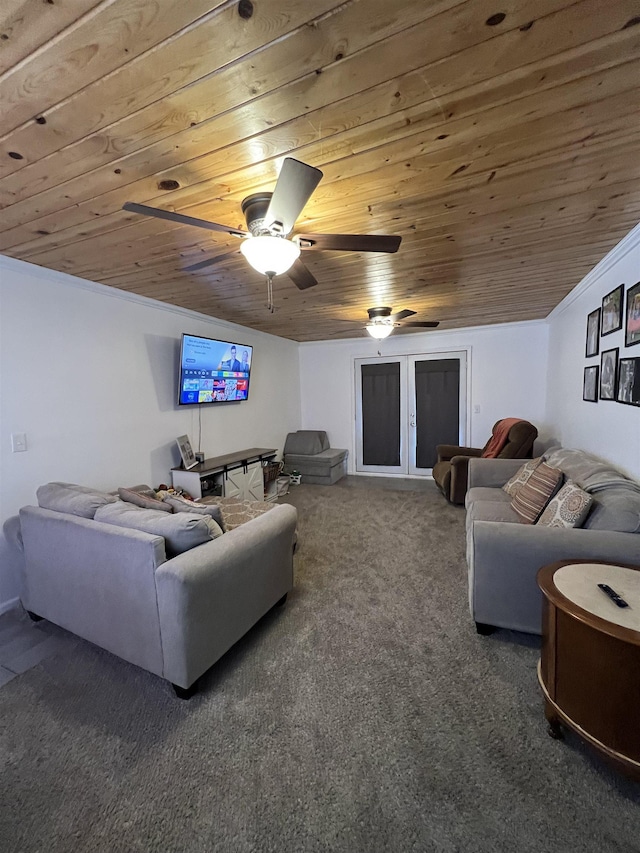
597 583 629 608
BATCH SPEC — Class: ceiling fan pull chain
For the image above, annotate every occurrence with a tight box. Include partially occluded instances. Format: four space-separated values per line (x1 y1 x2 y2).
266 274 275 313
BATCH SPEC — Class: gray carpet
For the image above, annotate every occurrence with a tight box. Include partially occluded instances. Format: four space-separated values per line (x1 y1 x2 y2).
1 478 638 852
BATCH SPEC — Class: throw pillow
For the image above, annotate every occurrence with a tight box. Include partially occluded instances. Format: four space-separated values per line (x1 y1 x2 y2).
95 501 223 556
502 457 543 497
510 463 563 524
536 480 593 528
118 487 172 513
36 482 117 519
163 494 225 532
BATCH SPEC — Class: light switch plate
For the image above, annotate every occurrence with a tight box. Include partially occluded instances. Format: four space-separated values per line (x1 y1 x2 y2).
11 432 27 452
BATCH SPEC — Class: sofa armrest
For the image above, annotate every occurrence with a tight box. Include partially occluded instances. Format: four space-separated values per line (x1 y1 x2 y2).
436 444 482 462
469 520 640 633
155 503 297 689
467 457 525 489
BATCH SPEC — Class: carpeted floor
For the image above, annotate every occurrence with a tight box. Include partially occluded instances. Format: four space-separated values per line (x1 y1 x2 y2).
1 478 639 852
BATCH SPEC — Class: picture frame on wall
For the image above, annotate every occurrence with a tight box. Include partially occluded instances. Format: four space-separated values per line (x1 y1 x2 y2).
585 307 600 357
625 281 640 348
583 365 599 402
601 284 623 336
616 357 640 406
599 348 618 401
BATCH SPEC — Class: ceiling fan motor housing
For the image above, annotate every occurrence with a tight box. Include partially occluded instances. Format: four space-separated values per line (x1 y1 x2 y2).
241 192 279 236
367 306 393 320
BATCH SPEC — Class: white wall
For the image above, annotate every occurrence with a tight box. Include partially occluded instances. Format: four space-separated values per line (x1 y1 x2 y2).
546 223 640 480
299 320 550 470
0 257 301 609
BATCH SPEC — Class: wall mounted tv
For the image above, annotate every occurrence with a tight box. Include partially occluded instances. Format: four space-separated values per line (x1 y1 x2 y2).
178 334 253 405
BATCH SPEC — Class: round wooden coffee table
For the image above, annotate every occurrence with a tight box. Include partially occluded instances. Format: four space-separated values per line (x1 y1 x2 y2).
537 559 640 781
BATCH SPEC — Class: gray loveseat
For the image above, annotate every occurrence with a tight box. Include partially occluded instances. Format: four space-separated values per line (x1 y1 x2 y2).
8 483 297 697
282 430 348 485
466 447 640 635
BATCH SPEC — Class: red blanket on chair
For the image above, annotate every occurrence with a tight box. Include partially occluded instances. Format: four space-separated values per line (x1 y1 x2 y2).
481 418 522 458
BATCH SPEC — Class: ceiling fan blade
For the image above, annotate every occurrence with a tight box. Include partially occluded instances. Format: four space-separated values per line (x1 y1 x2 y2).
401 321 440 328
122 202 248 237
184 248 241 272
264 158 323 236
297 233 402 253
389 309 416 322
287 258 318 290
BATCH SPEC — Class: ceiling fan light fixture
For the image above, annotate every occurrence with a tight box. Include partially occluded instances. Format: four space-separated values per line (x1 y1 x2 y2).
366 321 393 340
240 234 300 276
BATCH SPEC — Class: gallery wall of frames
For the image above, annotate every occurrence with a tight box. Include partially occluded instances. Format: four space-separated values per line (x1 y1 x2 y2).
583 280 640 406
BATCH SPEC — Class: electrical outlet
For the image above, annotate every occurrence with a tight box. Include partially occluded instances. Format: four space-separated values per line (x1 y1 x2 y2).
11 432 27 452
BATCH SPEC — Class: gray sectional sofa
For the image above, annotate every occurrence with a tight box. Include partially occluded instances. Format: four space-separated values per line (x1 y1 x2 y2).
466 447 640 635
8 483 297 696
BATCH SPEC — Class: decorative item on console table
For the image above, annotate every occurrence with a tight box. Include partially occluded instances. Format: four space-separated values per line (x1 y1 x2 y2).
537 559 640 781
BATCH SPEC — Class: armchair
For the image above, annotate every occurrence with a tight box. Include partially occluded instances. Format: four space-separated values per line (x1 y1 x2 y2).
432 419 538 505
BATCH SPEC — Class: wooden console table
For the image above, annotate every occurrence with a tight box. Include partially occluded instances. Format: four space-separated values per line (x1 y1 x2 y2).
537 559 640 781
171 447 277 502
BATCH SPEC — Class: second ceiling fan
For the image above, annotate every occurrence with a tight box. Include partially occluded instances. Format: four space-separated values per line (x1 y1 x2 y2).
123 158 402 309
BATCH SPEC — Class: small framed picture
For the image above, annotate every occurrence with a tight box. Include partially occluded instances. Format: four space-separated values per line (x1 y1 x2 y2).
585 308 600 357
599 348 618 400
625 281 640 348
601 284 623 336
617 357 640 406
583 365 599 402
176 434 198 469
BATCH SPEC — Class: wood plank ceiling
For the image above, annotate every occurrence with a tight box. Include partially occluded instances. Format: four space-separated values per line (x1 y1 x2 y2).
1 0 639 341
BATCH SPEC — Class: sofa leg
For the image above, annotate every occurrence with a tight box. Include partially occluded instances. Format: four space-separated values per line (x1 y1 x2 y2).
475 621 496 636
172 680 198 700
275 593 288 607
27 610 43 622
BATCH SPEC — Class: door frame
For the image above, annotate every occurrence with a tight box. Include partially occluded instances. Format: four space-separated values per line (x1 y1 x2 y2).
353 347 471 477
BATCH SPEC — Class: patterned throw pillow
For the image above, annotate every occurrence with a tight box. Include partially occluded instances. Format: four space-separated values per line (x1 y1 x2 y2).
536 480 593 528
502 457 543 497
510 462 563 524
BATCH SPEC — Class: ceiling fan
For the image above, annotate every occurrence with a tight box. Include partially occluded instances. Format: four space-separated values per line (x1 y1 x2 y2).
122 158 402 310
332 307 440 339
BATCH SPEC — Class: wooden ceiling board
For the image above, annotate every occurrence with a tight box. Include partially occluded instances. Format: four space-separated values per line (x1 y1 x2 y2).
1 0 639 341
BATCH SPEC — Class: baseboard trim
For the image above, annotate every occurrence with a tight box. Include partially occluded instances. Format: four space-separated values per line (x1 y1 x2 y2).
0 597 20 616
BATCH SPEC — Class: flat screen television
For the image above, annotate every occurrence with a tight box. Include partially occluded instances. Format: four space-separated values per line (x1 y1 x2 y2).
178 333 253 405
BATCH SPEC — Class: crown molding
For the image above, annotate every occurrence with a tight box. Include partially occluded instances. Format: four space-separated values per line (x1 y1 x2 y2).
547 221 640 320
0 254 292 344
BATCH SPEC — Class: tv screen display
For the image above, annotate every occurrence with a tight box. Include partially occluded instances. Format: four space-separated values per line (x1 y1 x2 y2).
178 334 253 405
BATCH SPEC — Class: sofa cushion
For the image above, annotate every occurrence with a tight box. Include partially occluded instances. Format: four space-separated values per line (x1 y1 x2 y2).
466 487 512 509
95 501 223 556
283 430 330 456
502 457 544 497
163 494 226 531
511 463 563 524
536 480 593 529
582 488 640 533
118 487 172 513
466 497 520 524
36 482 117 519
544 447 640 494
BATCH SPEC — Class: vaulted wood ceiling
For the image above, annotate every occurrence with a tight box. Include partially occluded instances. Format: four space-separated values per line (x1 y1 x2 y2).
1 0 639 341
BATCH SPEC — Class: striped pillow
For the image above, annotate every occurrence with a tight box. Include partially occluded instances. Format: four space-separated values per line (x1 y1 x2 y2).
510 462 563 524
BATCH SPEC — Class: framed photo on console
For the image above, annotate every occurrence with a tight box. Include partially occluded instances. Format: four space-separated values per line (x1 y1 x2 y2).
599 348 618 401
583 365 599 402
616 357 640 406
176 434 198 469
625 281 640 348
585 307 600 357
601 284 623 336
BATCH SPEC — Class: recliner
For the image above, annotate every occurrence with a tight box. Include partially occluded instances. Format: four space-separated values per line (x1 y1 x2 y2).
432 419 538 505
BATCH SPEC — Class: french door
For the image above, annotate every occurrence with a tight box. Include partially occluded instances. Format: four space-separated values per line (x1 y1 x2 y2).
355 352 468 476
